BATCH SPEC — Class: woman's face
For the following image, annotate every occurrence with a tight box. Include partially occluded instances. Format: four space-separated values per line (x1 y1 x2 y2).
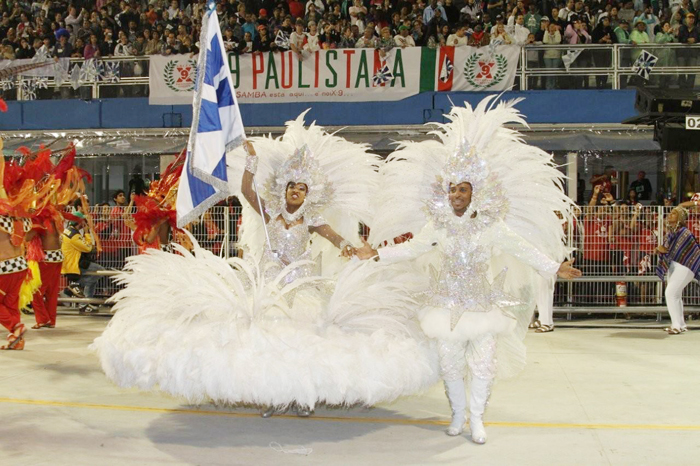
668 210 679 225
449 182 472 214
286 182 308 207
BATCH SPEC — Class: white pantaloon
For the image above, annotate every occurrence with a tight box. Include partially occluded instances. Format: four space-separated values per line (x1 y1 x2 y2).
438 334 497 382
535 275 556 326
665 261 694 331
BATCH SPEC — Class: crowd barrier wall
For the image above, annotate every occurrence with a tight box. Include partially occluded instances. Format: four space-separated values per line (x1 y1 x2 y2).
0 89 638 131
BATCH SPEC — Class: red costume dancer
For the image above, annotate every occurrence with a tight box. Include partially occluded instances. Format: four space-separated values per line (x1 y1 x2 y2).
0 142 59 349
29 146 85 329
130 151 184 254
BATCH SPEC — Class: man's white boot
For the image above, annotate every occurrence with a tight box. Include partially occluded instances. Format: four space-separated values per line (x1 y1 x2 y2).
444 379 467 436
469 376 492 444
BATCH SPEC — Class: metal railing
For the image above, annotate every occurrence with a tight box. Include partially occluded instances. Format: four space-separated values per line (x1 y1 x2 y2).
3 44 700 102
57 205 239 307
554 204 700 317
519 43 700 90
57 204 698 317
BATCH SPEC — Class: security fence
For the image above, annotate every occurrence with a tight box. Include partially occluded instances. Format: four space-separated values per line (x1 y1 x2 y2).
557 204 700 312
59 205 241 302
61 204 698 314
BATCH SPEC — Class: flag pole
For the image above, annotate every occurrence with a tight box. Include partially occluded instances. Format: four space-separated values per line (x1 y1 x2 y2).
244 144 275 254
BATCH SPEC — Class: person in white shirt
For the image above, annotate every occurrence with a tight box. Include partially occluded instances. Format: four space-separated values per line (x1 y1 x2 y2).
394 25 416 47
349 0 368 26
446 26 469 46
355 27 377 48
290 22 307 60
306 0 325 14
113 34 134 56
167 0 180 21
304 21 321 53
559 0 575 21
460 0 481 21
507 12 531 44
65 6 84 37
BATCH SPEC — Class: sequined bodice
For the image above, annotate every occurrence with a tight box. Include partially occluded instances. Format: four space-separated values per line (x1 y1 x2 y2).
433 229 492 310
428 221 517 315
262 217 315 285
266 218 312 265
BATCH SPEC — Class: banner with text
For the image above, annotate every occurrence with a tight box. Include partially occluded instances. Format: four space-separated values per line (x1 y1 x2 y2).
149 46 522 104
150 48 421 105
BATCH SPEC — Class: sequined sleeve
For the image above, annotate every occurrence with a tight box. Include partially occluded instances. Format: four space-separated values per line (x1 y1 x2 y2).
489 221 560 277
306 213 327 228
378 223 439 264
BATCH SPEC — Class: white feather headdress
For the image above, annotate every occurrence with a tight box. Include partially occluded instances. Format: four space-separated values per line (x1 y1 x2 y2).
227 110 380 260
369 95 573 261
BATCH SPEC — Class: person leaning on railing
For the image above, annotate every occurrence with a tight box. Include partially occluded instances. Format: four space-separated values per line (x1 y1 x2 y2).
677 12 699 89
591 15 616 88
654 21 676 88
543 22 562 90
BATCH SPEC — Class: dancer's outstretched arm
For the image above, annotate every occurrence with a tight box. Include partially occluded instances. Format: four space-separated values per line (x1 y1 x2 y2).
241 141 270 223
491 220 582 279
309 223 355 258
355 223 437 263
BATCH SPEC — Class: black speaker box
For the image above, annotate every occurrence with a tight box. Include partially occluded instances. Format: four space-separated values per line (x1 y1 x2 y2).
635 88 700 114
654 123 700 151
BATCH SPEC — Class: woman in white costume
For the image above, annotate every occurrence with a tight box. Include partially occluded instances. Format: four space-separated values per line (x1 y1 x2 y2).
91 113 439 414
356 97 581 444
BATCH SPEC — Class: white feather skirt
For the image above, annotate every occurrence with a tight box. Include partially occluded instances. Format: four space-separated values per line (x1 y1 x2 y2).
91 246 439 409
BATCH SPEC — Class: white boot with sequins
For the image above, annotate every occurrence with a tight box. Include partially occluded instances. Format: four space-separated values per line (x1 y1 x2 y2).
469 376 492 444
444 379 467 436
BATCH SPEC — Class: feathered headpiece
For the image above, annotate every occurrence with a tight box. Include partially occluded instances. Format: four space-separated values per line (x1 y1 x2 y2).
264 143 333 221
370 96 573 261
226 110 379 260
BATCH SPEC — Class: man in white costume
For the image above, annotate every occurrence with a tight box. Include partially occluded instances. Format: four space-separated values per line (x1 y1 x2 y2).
358 97 581 444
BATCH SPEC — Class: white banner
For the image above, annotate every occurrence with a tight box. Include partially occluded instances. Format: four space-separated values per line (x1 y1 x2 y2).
446 45 521 92
150 48 421 105
149 54 197 105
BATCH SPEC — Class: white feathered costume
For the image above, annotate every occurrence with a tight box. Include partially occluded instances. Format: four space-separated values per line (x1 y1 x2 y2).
91 113 439 410
367 96 574 441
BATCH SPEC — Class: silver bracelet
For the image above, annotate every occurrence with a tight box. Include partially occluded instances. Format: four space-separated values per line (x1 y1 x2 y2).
339 240 352 250
245 155 258 174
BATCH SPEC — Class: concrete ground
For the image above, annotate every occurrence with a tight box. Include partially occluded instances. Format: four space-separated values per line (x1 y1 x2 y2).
1 316 698 466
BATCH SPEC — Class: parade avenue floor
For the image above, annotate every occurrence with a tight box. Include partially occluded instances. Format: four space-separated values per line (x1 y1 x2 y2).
1 315 698 466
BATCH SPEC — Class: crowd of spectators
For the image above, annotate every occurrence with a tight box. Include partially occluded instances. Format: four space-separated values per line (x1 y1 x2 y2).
0 0 697 63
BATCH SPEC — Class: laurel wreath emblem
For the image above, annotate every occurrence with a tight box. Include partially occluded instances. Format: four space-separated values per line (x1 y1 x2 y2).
164 59 197 92
464 53 507 89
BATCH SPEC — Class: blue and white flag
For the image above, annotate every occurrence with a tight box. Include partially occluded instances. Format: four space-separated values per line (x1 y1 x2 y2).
176 7 245 227
632 50 658 81
372 63 393 87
